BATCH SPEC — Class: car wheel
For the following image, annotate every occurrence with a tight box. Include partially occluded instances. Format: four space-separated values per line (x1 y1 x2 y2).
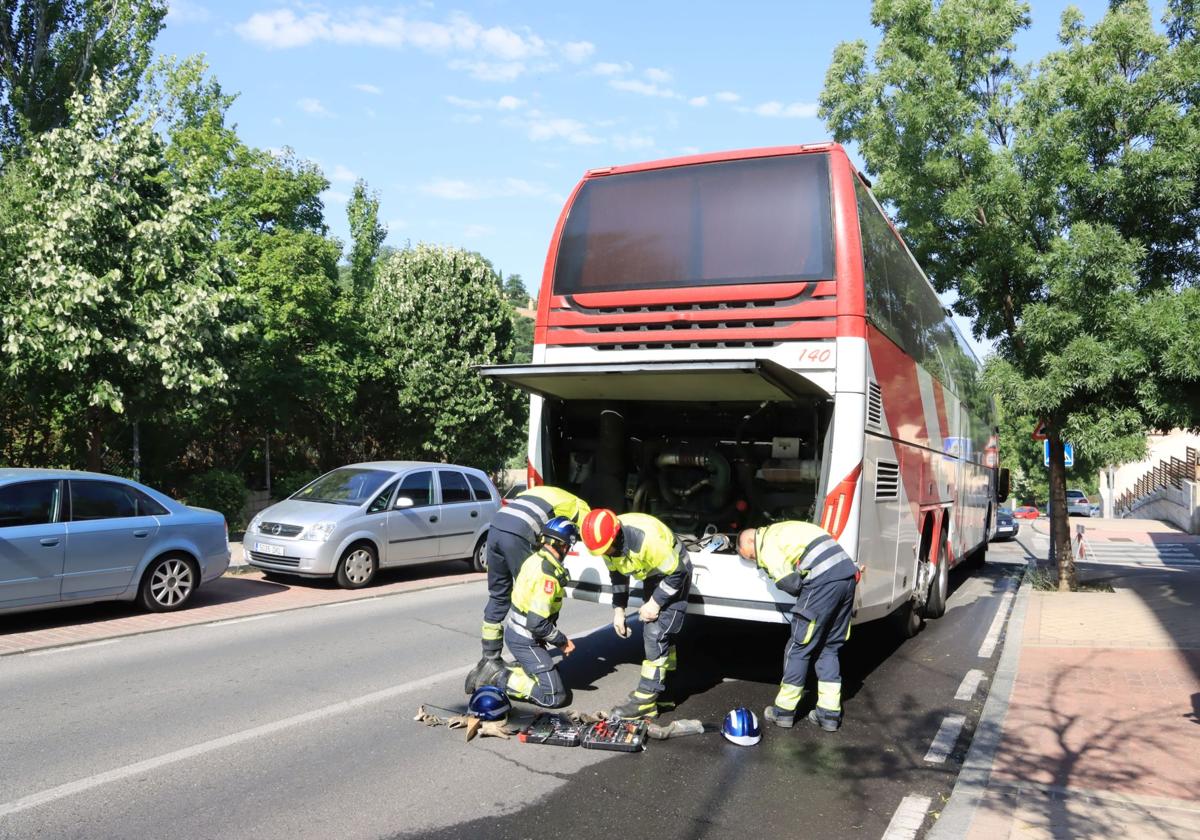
469 536 488 573
139 554 198 612
335 544 377 589
923 535 950 619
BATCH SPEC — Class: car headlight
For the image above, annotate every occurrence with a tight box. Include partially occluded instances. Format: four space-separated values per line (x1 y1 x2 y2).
302 521 338 542
248 513 264 533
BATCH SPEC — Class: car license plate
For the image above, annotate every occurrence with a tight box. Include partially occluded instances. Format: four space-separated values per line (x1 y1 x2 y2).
254 542 286 556
999 526 1014 533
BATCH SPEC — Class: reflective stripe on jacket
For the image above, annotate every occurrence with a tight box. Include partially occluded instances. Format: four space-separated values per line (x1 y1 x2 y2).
492 486 591 541
605 513 690 609
509 548 569 647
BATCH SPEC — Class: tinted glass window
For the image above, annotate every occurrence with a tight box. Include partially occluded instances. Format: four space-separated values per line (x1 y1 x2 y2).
368 480 398 514
292 468 391 506
0 481 61 528
466 474 493 502
396 471 433 507
439 471 473 504
554 154 834 294
130 488 169 516
71 481 139 521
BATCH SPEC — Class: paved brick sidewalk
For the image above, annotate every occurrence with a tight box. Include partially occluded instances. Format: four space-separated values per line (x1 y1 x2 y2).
0 565 485 657
948 522 1200 839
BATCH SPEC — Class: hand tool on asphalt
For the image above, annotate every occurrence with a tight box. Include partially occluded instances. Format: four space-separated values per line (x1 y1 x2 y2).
519 713 584 747
581 718 649 752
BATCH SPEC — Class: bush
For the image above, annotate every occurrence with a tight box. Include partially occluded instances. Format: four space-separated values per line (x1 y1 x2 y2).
272 470 320 500
185 470 248 528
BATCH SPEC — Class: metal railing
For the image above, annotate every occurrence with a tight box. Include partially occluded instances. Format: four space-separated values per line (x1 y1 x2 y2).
1115 446 1199 515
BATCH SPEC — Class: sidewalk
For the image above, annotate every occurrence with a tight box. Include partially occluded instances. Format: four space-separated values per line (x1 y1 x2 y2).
933 520 1200 839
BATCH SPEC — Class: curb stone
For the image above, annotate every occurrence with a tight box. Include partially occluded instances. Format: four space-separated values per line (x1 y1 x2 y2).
926 568 1032 839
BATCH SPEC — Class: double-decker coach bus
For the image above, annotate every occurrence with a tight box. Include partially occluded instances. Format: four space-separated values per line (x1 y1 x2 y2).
481 143 1006 634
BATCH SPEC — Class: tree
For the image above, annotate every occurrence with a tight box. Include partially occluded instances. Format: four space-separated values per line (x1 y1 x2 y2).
822 0 1200 589
346 178 386 293
0 72 233 470
501 273 529 308
0 0 166 156
368 244 524 469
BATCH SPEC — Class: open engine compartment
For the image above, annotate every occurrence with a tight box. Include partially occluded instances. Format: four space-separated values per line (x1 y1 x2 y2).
539 397 834 543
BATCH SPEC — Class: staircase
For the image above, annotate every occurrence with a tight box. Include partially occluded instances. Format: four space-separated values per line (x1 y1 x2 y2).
1115 446 1200 533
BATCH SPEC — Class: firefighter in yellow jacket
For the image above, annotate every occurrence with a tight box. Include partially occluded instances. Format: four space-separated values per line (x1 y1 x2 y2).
581 509 693 719
466 485 590 693
468 517 579 707
737 521 858 732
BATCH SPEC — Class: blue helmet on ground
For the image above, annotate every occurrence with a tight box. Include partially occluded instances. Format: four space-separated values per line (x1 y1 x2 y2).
469 685 511 721
540 516 579 550
722 707 761 746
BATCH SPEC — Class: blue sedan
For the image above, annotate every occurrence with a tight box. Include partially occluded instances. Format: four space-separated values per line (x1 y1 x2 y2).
0 469 229 615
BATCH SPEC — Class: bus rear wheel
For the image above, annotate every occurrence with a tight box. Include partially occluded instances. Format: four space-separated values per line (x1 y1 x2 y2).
923 532 950 619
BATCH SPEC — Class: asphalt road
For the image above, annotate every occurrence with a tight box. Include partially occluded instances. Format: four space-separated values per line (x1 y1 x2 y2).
0 539 1033 840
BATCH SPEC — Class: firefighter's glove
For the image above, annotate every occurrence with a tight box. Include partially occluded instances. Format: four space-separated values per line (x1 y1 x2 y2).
567 710 607 725
638 599 661 623
478 720 517 739
612 607 631 639
414 705 445 726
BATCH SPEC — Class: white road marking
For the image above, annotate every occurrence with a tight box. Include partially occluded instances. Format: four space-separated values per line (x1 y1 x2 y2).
320 598 378 609
27 640 120 657
954 669 986 701
0 615 621 819
978 585 1016 658
881 794 933 840
923 714 966 764
204 613 277 627
0 662 474 819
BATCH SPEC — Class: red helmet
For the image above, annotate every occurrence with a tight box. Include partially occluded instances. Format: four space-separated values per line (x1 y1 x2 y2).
581 508 621 554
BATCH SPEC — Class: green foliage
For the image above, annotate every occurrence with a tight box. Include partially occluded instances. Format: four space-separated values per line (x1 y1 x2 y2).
271 469 320 500
347 179 386 292
502 273 529 307
369 244 524 470
184 469 247 527
511 313 535 364
822 0 1200 588
0 0 167 155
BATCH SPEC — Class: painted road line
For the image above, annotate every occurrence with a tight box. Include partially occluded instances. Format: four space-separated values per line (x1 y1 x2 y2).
0 616 619 819
204 613 278 627
27 640 120 657
954 669 986 701
881 794 933 840
923 714 966 764
320 598 381 608
978 586 1016 658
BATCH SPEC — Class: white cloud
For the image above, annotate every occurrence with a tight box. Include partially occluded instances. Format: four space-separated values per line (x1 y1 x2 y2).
644 67 672 84
714 91 741 103
323 189 350 204
331 164 356 183
609 78 679 99
748 100 820 118
354 83 383 95
525 115 601 145
612 133 655 151
679 145 702 155
445 94 525 110
562 41 595 63
167 0 210 24
463 223 496 238
689 95 709 107
592 61 632 76
420 177 559 201
236 8 551 81
297 97 333 117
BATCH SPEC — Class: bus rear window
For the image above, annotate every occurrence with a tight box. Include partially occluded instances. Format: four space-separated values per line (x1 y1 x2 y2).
553 154 835 295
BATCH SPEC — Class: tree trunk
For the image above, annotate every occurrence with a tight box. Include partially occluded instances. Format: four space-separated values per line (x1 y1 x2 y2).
1047 428 1076 591
86 407 105 472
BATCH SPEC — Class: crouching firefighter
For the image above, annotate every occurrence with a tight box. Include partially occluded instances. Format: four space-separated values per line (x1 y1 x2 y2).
737 521 858 732
468 517 580 708
466 485 590 693
580 509 692 719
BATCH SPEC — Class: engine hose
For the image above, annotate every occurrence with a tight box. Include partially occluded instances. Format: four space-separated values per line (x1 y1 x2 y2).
655 450 731 510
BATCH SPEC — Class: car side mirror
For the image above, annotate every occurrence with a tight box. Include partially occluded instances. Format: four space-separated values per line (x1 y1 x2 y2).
396 496 415 509
997 468 1011 503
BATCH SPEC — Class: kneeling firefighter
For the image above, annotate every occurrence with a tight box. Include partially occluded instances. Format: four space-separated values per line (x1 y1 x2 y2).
737 521 858 732
466 485 590 692
468 517 580 708
580 509 693 719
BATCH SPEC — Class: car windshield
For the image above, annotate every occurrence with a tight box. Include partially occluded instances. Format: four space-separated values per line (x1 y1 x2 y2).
292 468 392 506
1066 491 1086 499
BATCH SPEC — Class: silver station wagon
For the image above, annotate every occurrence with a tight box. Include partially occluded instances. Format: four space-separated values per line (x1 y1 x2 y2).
246 461 499 588
0 469 230 615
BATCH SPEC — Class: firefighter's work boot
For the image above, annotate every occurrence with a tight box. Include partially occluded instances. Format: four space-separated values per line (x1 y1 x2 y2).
808 708 841 732
763 705 795 729
464 655 501 694
467 657 507 694
610 691 659 719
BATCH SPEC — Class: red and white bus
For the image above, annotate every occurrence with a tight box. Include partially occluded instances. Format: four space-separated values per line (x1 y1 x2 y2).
482 143 1005 632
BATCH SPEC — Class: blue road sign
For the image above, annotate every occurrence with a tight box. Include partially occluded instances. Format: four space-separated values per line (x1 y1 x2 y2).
1044 440 1074 468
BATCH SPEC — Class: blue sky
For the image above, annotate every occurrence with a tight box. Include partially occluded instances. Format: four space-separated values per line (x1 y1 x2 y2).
158 0 1124 358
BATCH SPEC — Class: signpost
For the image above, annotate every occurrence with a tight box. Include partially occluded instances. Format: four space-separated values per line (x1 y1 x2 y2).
1044 440 1074 468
